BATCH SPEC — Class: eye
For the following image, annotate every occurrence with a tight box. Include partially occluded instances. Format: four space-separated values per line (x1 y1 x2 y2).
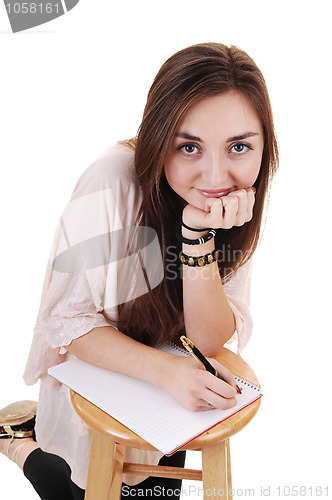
230 142 252 155
178 143 200 156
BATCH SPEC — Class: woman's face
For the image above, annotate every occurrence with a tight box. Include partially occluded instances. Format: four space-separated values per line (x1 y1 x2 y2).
164 91 264 211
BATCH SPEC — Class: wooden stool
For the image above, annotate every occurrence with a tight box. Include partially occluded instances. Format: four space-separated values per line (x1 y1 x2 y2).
70 347 261 500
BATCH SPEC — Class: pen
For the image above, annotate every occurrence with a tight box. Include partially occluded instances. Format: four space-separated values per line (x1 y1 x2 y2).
180 335 242 394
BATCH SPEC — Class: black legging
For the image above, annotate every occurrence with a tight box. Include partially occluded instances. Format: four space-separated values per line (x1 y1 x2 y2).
23 448 186 500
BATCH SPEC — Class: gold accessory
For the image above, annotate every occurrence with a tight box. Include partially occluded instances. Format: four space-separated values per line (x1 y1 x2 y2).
0 400 37 439
180 249 219 267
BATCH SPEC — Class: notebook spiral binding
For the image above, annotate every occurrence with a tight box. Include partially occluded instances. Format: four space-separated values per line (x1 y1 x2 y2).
234 375 260 391
164 341 189 355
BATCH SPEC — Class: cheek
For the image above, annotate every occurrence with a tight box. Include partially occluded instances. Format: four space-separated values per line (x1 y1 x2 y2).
236 155 262 187
164 160 191 191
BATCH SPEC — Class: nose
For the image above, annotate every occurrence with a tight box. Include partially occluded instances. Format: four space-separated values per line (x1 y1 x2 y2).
204 152 229 186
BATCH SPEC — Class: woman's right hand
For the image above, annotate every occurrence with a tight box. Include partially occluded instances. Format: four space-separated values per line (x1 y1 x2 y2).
66 327 237 412
164 355 238 412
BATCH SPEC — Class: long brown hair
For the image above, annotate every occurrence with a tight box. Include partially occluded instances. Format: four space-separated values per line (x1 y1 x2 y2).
117 43 278 346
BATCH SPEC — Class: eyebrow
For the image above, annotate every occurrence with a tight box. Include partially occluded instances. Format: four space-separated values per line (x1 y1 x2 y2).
175 132 203 142
226 132 260 143
174 131 260 143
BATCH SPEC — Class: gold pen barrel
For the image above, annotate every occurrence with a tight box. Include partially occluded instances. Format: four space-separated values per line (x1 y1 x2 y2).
180 335 194 349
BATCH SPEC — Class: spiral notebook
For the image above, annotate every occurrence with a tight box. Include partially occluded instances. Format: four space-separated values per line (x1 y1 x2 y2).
48 344 262 455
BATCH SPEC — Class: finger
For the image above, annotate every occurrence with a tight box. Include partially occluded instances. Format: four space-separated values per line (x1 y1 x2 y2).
222 196 238 228
207 359 237 391
183 203 212 229
205 373 237 400
233 187 256 221
204 198 224 227
186 394 217 412
235 189 249 225
223 189 254 226
245 187 255 221
200 387 237 410
193 369 236 401
205 197 221 213
196 399 217 411
210 198 224 218
227 189 249 226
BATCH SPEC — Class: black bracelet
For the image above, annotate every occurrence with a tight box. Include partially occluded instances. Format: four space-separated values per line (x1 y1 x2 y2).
175 222 216 245
180 249 220 267
181 221 210 232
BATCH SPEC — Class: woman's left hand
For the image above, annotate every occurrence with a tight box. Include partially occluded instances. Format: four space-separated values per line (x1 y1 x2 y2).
183 187 256 230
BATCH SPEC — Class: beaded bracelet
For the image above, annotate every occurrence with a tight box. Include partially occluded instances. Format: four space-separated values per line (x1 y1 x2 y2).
180 249 220 267
175 222 217 246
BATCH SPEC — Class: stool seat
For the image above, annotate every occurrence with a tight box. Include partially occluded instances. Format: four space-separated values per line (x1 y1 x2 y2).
71 347 261 499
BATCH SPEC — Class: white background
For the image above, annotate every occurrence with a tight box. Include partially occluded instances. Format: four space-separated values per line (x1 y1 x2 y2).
0 1 331 498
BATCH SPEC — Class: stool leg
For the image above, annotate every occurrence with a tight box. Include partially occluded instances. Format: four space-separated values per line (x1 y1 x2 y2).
225 439 232 492
109 444 125 500
85 431 124 500
202 439 232 499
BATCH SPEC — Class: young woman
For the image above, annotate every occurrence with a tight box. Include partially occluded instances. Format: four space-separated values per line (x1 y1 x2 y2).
0 42 278 499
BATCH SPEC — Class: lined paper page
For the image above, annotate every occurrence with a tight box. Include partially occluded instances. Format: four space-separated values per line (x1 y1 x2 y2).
48 353 261 455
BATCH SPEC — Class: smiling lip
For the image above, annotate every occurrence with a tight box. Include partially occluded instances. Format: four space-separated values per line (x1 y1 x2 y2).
196 188 232 198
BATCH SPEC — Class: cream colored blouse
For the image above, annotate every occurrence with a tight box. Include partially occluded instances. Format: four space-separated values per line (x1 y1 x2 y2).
23 143 254 489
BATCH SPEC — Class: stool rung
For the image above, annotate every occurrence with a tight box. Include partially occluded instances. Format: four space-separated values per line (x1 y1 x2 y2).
123 463 202 481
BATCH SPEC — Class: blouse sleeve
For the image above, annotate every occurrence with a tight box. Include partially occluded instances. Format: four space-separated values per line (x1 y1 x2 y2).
24 145 148 385
222 259 254 353
33 166 122 353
